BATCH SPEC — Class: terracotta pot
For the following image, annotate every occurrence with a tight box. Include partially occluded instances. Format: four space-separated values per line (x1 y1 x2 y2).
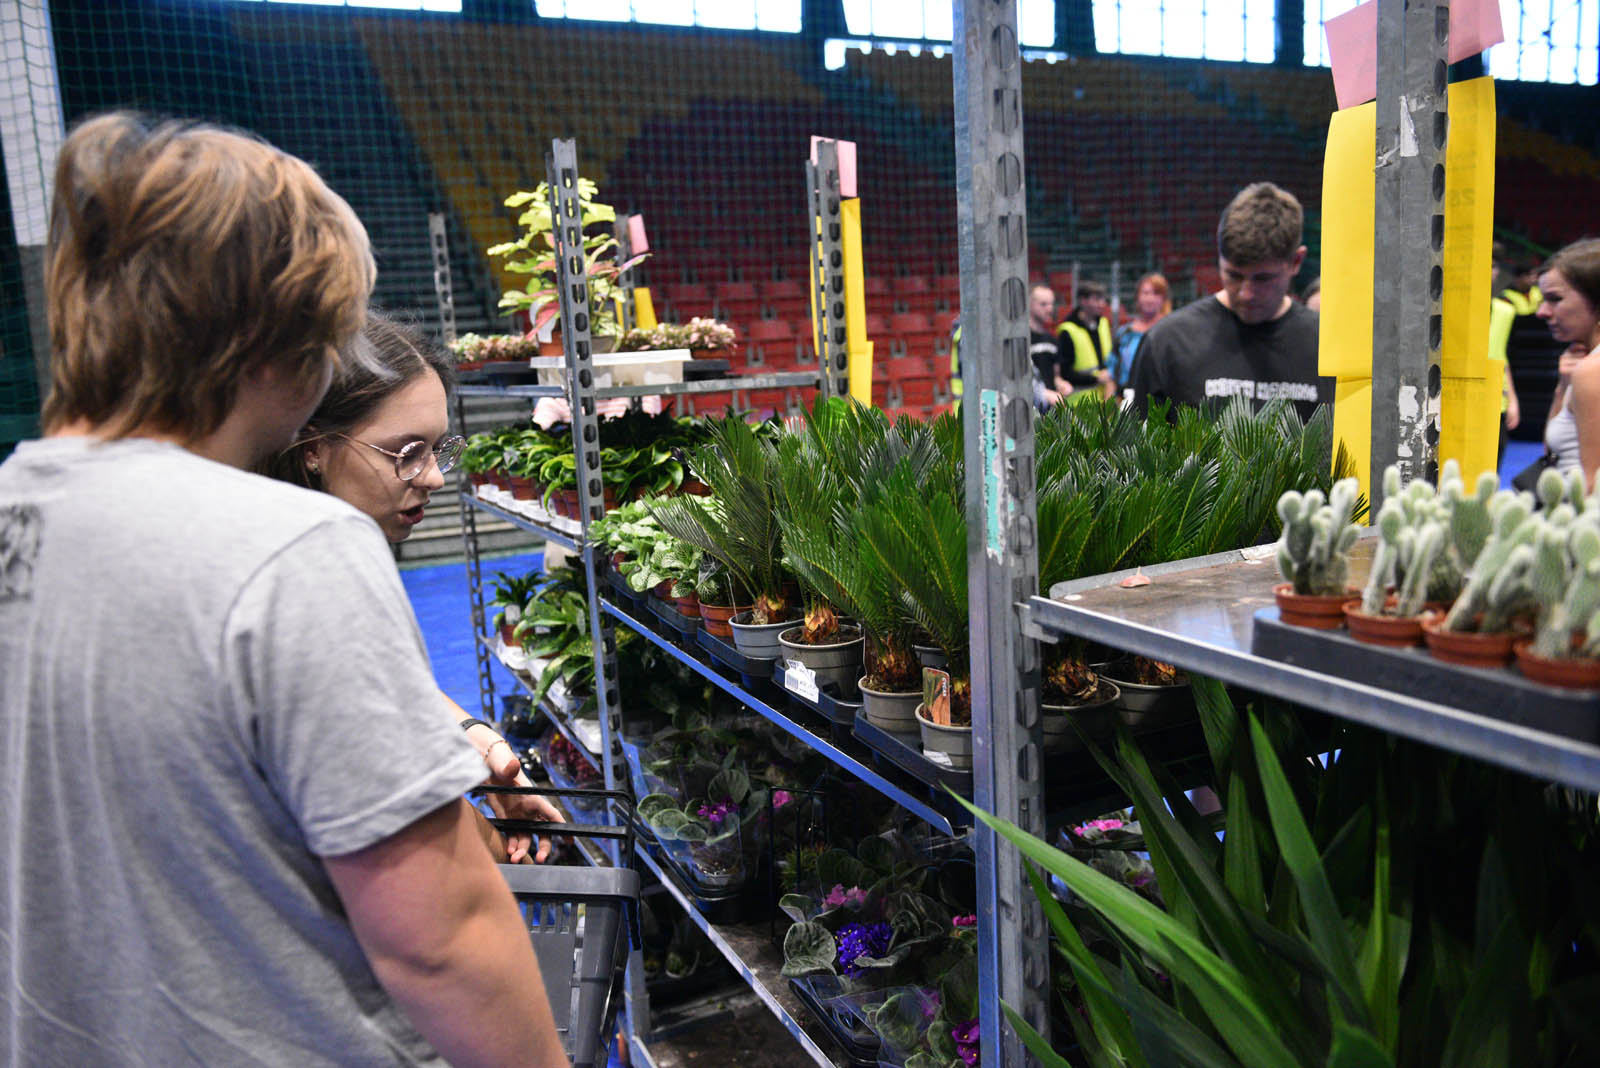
458 360 484 371
491 470 512 492
1420 615 1518 668
611 551 627 570
1273 583 1358 630
700 602 753 639
675 593 701 618
559 489 581 517
679 479 712 497
1513 639 1600 689
507 474 536 500
653 579 675 601
468 471 489 489
499 623 519 645
1342 601 1425 648
539 333 563 357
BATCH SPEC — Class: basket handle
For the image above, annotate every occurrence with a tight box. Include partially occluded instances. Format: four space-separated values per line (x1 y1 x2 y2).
471 784 636 865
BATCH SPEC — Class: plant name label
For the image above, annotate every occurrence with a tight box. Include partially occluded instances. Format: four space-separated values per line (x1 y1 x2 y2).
783 660 820 703
925 749 955 768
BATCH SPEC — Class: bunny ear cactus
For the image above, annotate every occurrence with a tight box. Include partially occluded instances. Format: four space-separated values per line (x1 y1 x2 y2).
1361 499 1407 614
1394 520 1445 617
1275 478 1361 596
1531 521 1600 659
1445 497 1539 632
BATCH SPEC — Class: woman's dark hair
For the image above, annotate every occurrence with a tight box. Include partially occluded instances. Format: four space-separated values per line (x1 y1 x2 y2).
265 310 456 488
1545 238 1600 310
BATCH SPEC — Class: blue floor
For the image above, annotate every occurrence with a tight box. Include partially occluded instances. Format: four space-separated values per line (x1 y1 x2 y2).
399 549 543 715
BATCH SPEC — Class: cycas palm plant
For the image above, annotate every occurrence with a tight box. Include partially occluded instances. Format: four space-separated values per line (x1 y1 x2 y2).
652 415 796 624
856 456 971 718
776 398 944 672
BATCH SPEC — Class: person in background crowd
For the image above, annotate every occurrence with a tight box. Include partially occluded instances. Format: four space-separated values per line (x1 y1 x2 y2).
1487 277 1524 465
1132 182 1331 423
1028 283 1068 405
267 311 562 865
0 112 568 1068
1537 239 1600 485
1498 250 1565 443
1109 272 1171 393
1057 280 1115 397
1302 276 1322 312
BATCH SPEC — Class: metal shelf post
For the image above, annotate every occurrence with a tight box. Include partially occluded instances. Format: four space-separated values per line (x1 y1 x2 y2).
1370 0 1448 507
806 141 848 397
953 0 1050 1061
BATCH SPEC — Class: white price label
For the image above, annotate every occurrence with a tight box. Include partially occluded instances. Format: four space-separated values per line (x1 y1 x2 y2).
783 660 820 703
924 749 955 768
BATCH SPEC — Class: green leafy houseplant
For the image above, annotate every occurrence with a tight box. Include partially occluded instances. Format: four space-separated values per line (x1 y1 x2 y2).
616 317 739 354
960 676 1600 1067
486 178 648 340
489 569 543 640
653 415 797 625
512 567 598 710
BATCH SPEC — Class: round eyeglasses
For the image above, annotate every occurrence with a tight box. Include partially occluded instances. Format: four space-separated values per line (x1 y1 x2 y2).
338 433 466 481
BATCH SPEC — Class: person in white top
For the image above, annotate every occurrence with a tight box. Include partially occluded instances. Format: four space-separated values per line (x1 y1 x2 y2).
1537 240 1600 487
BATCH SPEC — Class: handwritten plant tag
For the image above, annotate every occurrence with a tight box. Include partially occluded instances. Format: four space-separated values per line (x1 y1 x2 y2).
923 667 951 726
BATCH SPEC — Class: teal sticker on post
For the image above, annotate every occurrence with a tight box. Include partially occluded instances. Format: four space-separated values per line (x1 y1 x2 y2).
980 389 1005 562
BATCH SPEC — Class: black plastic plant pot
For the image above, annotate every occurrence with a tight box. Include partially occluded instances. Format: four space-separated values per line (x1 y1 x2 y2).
787 975 880 1068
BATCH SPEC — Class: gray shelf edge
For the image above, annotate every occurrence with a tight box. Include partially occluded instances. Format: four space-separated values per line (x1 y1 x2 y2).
1025 594 1600 792
459 489 583 550
455 372 820 401
631 844 844 1068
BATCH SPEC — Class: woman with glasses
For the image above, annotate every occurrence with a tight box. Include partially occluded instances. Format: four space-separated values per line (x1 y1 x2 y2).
269 312 559 863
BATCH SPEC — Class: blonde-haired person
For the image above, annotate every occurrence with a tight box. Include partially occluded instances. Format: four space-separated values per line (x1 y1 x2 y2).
1538 239 1600 488
1109 272 1171 393
0 114 566 1068
268 311 563 864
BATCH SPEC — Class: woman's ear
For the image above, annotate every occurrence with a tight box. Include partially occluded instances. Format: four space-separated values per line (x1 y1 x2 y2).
304 441 329 480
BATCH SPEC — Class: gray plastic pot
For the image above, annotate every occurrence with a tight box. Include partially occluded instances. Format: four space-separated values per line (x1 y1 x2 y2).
1095 662 1192 727
858 679 922 732
778 626 863 698
1040 679 1121 753
913 642 949 671
729 611 796 659
915 703 973 769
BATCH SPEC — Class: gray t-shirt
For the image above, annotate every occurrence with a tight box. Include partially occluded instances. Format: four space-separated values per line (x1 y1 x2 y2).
0 438 488 1065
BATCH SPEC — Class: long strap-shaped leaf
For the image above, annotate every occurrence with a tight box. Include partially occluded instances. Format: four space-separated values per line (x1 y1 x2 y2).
954 792 1305 1068
1249 711 1374 1034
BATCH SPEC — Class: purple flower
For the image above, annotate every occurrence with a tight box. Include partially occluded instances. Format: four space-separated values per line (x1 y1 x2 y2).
695 798 736 826
773 789 793 808
951 913 977 928
823 884 868 910
920 990 942 1021
952 1017 981 1065
834 921 893 977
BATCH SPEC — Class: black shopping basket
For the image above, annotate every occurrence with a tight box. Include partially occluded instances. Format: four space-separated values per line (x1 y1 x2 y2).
475 785 639 1068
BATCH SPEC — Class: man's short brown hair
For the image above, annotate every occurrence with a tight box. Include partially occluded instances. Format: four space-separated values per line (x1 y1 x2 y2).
42 112 376 438
1216 182 1304 266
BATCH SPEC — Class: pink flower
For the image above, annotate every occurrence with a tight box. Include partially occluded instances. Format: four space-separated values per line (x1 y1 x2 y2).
773 789 793 808
823 883 868 909
951 914 977 928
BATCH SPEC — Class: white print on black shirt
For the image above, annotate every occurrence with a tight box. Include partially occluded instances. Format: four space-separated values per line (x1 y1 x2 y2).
1204 378 1320 402
0 503 41 602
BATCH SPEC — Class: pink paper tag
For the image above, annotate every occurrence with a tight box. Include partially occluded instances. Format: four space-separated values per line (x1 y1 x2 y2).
626 214 649 255
1326 0 1504 110
809 136 858 198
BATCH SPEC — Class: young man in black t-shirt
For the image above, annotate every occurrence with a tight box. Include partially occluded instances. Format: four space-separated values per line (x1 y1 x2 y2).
1132 182 1333 423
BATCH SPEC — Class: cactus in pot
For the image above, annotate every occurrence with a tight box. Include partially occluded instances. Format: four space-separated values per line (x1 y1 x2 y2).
1443 496 1541 633
1529 520 1600 659
1275 478 1361 596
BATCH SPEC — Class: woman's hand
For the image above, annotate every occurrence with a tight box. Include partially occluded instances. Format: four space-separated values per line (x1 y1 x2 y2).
465 722 562 864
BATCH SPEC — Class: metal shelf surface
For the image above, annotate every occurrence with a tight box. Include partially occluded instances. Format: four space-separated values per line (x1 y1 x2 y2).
602 597 961 835
455 371 818 401
631 843 845 1067
477 631 604 778
1027 539 1600 793
459 488 583 550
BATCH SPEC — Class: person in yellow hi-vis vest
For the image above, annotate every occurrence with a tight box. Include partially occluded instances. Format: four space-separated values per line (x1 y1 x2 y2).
1488 289 1523 464
1056 281 1115 400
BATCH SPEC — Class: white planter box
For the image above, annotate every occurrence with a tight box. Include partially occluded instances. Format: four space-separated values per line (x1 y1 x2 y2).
528 349 691 389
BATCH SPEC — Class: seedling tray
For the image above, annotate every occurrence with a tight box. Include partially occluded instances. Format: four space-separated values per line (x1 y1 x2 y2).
696 629 780 692
769 659 865 728
1251 608 1600 744
852 712 973 798
646 595 701 641
788 975 880 1068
